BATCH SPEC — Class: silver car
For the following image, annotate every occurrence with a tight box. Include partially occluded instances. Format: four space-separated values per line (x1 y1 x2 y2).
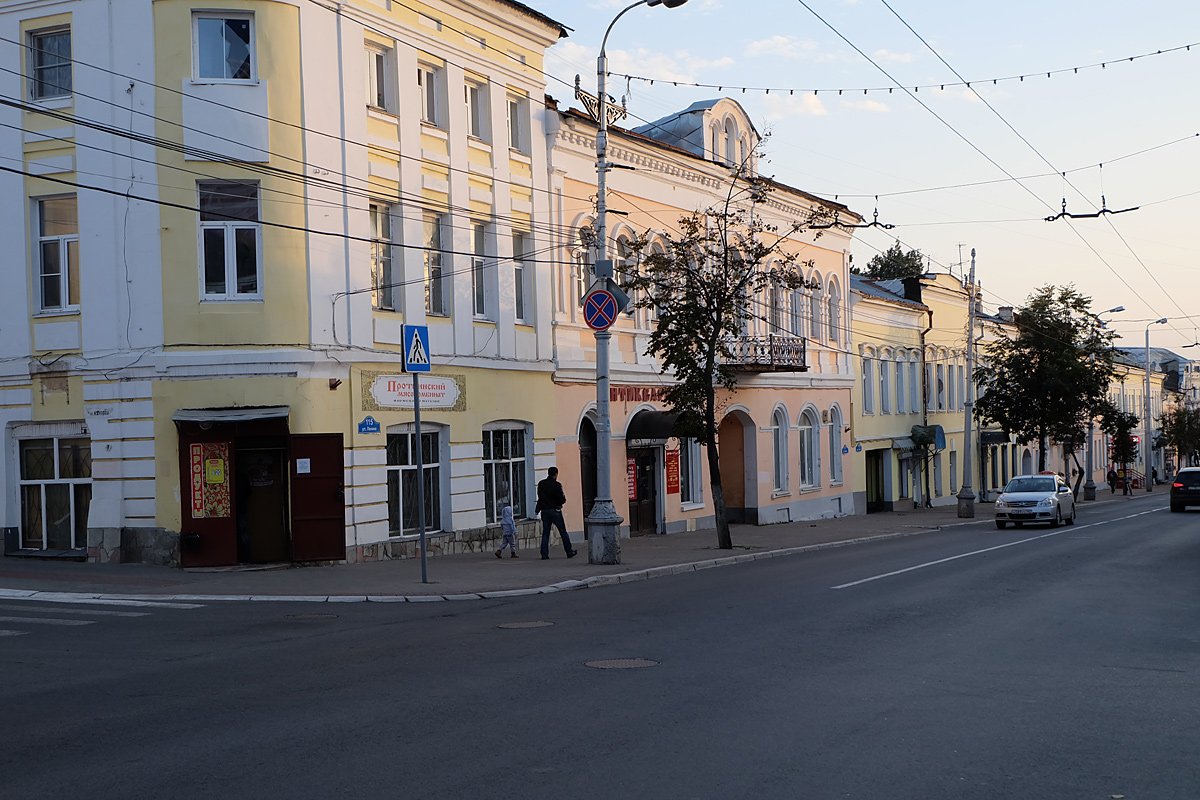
994 474 1076 529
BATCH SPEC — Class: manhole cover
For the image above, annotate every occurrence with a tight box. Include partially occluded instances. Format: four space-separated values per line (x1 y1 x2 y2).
498 621 555 629
286 613 339 621
585 658 658 670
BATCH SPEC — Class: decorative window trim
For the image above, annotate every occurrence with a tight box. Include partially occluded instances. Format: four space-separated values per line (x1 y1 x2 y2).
28 27 72 101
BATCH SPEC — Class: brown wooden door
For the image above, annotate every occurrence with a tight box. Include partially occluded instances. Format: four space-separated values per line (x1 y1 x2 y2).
178 432 238 568
290 434 345 562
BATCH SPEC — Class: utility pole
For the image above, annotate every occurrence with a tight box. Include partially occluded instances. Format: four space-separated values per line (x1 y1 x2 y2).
1144 318 1168 491
956 248 977 518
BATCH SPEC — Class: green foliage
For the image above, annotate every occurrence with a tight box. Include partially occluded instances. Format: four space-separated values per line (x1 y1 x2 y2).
973 285 1118 470
1100 403 1140 468
1160 404 1200 466
852 242 925 280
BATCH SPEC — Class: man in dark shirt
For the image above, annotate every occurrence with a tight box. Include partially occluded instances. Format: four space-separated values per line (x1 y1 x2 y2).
536 466 576 560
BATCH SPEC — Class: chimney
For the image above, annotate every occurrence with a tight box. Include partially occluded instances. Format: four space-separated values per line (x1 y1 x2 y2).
901 276 922 303
998 307 1014 323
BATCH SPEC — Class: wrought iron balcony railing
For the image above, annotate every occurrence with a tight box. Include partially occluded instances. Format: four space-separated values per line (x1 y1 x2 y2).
725 334 808 372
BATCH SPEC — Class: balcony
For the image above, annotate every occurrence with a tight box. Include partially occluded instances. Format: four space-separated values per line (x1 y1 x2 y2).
726 334 808 372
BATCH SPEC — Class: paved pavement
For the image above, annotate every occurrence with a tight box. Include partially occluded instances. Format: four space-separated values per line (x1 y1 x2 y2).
0 493 1154 602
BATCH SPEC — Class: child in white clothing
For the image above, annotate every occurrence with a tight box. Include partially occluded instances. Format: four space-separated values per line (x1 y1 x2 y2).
495 504 519 558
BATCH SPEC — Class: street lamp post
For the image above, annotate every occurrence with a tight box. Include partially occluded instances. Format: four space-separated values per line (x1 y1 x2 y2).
588 0 688 565
1144 317 1168 491
956 249 977 518
1084 305 1124 500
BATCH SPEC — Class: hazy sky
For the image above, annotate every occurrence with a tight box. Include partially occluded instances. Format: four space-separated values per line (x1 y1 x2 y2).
532 0 1200 350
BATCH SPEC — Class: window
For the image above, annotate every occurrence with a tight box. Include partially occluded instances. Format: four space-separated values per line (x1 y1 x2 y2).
194 14 254 81
571 226 594 310
369 202 394 310
771 408 789 491
798 410 818 488
418 64 443 127
29 28 71 100
790 290 804 336
512 231 529 322
950 450 959 494
957 364 966 409
769 283 782 333
723 117 737 164
896 361 906 414
933 453 943 497
386 428 442 534
680 438 702 504
366 46 394 112
465 78 490 140
936 364 946 410
862 358 875 414
926 363 935 411
880 360 891 414
710 125 719 160
507 93 530 154
828 407 844 484
909 361 920 412
199 181 260 299
472 221 489 318
616 236 637 318
826 286 840 342
36 196 79 312
809 290 822 339
948 362 958 410
423 213 447 315
483 427 528 523
19 437 91 550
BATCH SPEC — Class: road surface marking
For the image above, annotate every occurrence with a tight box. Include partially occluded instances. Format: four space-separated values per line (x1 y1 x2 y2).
832 507 1164 590
0 615 95 626
0 630 28 637
0 603 149 618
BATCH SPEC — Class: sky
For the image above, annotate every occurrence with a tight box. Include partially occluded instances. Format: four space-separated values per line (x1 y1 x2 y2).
529 0 1200 351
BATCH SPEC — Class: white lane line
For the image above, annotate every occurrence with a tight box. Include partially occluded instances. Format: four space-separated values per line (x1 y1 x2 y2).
0 630 28 636
0 604 149 618
832 507 1165 590
0 615 95 626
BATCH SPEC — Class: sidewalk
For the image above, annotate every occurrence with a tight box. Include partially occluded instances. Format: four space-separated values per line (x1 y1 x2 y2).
0 494 1153 603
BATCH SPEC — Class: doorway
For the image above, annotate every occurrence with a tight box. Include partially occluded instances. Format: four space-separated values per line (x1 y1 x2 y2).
865 450 886 513
235 447 289 563
579 416 597 519
627 448 659 535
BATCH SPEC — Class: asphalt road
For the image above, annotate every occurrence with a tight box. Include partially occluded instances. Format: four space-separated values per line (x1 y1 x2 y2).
4 494 1199 799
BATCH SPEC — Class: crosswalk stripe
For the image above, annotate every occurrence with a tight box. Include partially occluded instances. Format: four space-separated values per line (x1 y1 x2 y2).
0 616 95 627
0 604 149 618
0 629 28 636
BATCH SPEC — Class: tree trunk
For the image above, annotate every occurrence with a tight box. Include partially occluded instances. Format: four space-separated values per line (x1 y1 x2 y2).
704 372 732 549
1037 435 1048 472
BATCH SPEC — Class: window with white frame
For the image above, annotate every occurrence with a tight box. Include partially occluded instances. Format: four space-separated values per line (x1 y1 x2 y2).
194 13 254 81
680 438 703 504
926 362 935 410
828 407 844 483
417 63 444 127
771 408 789 491
896 360 906 414
423 212 447 315
483 426 529 523
798 409 818 487
948 362 958 410
936 363 946 410
28 28 71 100
199 181 260 300
465 77 490 140
507 92 530 154
710 125 719 160
723 117 737 164
369 201 394 310
957 364 966 409
472 221 489 318
36 196 79 312
880 359 891 414
909 360 920 411
616 236 637 318
862 358 875 414
809 289 822 339
571 226 594 310
386 427 443 534
366 44 395 112
19 437 91 550
826 285 840 342
790 290 804 336
512 231 529 322
769 282 782 333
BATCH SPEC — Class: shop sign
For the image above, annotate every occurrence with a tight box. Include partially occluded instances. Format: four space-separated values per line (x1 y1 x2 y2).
204 458 225 484
610 385 668 403
627 457 637 500
357 415 381 434
370 374 460 409
189 442 231 519
665 449 681 494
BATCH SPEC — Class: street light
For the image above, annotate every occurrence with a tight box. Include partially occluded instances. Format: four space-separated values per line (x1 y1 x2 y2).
1083 305 1124 500
588 0 689 565
1144 317 1168 491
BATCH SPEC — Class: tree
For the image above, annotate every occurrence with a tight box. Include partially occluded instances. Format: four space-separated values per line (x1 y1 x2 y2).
974 285 1117 472
1101 404 1139 493
624 165 819 549
1161 403 1200 468
852 242 925 280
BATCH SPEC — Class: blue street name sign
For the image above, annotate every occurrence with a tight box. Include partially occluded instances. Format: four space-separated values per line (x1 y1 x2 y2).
358 416 381 434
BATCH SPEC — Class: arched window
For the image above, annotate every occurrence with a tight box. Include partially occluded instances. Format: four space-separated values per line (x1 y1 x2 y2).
710 124 720 160
826 283 841 342
647 239 667 321
724 117 737 164
570 225 595 311
771 407 789 491
798 408 819 488
809 288 822 340
790 289 805 336
828 406 844 483
616 234 637 317
769 280 782 333
483 423 532 523
739 137 747 166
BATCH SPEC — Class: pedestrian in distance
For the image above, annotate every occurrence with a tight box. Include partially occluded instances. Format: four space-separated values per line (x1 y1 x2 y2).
495 504 519 559
536 466 577 560
1106 467 1117 494
1152 466 1159 485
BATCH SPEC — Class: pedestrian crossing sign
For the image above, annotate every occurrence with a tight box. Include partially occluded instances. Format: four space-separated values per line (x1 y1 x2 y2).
402 325 431 372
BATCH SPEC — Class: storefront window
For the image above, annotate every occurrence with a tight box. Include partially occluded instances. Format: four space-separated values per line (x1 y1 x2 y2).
386 429 441 534
680 438 702 504
483 426 528 523
19 437 91 550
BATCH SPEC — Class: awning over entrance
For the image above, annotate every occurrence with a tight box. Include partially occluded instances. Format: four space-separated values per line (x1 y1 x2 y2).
626 409 679 445
893 437 915 450
172 406 290 424
980 430 1010 446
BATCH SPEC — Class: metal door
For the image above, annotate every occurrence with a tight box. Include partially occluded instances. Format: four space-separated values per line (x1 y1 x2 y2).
629 449 659 536
290 433 346 562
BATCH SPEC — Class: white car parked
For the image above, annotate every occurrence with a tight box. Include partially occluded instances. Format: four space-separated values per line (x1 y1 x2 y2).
994 474 1077 529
